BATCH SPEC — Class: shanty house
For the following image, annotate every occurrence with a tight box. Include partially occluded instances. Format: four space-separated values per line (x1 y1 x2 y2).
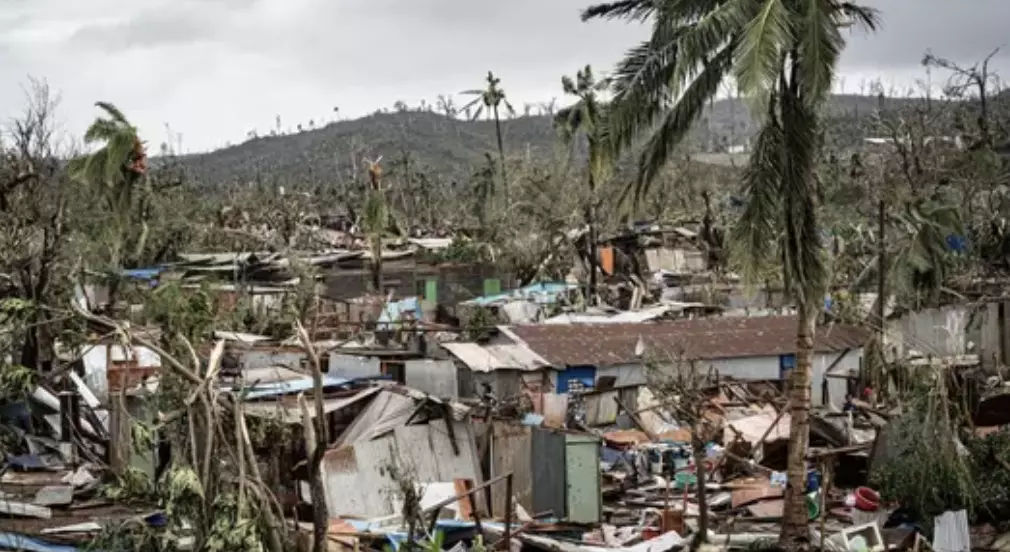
441 341 553 399
315 388 483 518
503 316 869 410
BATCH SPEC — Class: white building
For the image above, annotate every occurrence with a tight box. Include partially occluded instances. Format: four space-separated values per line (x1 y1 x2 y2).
447 316 869 411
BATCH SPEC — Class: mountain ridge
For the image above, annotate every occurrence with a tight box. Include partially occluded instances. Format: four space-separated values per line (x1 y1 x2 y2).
180 94 932 186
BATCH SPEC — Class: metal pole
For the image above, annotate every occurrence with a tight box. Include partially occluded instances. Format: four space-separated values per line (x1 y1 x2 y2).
58 392 73 442
504 473 513 552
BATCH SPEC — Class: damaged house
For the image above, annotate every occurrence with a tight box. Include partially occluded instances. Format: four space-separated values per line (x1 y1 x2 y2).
446 316 870 414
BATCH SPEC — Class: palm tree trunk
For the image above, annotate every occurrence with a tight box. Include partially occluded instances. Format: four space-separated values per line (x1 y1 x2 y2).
690 431 709 549
781 304 816 545
370 235 383 293
586 172 598 306
492 105 508 207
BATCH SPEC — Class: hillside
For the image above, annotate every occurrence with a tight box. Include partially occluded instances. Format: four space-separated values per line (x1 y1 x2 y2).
181 94 930 186
182 111 559 187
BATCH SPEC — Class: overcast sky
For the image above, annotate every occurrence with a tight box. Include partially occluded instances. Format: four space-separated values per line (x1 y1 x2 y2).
1 0 1007 152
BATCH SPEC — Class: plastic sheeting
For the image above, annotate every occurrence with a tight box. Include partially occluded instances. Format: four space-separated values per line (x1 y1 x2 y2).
0 533 79 552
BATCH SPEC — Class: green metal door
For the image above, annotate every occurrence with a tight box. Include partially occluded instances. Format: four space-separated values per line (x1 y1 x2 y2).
564 434 601 524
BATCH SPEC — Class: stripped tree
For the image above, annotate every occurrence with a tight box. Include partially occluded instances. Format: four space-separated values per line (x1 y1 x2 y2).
582 0 879 545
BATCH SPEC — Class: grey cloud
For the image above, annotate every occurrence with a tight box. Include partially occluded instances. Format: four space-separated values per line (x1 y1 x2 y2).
67 0 260 52
69 13 218 51
1 0 1006 153
841 0 1009 74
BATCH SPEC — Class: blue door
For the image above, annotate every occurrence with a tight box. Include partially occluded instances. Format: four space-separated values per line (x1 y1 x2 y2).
557 366 596 393
779 354 796 380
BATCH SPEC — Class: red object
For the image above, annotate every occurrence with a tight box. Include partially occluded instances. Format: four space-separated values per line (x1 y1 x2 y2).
854 487 880 512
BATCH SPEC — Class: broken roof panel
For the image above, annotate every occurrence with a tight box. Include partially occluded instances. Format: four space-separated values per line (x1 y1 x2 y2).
242 386 382 424
725 409 791 445
441 342 551 372
233 374 355 400
508 316 869 367
543 304 704 325
335 389 418 445
462 282 577 307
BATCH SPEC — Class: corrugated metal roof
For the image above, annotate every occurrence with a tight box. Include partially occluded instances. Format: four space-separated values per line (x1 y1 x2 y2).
543 304 704 324
242 386 382 423
442 342 550 372
725 410 791 444
461 282 577 307
508 316 870 367
234 374 355 400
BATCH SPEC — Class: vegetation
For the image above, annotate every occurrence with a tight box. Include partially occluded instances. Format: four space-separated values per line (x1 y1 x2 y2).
2 3 1010 549
871 374 1010 532
462 72 515 207
555 65 613 304
585 0 880 543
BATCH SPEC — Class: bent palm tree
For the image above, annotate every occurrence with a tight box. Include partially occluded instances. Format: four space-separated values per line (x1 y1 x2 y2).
555 65 612 306
462 72 515 206
69 102 149 271
584 0 878 544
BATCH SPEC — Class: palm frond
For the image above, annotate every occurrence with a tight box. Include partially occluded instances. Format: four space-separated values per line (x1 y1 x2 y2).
83 119 127 144
461 96 482 111
629 43 734 205
104 132 136 188
660 0 750 108
779 94 826 306
607 38 681 154
554 106 582 143
837 2 881 32
797 0 844 105
94 102 131 125
731 116 785 285
562 75 577 95
72 149 107 187
66 156 88 183
581 0 657 22
460 89 484 96
606 0 747 156
735 0 793 98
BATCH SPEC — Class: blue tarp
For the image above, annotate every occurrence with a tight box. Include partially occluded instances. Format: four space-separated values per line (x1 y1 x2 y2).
378 296 423 329
522 413 545 426
346 520 479 551
122 268 163 281
463 282 576 307
946 234 968 253
0 533 79 552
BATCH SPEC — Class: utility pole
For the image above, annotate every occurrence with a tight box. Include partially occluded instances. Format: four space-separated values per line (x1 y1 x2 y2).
877 197 886 330
876 91 888 372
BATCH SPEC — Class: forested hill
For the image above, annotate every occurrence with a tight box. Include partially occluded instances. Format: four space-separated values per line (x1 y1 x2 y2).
180 94 928 186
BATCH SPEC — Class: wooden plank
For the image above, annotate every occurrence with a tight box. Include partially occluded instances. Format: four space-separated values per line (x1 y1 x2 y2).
0 500 52 519
453 479 475 521
33 485 74 506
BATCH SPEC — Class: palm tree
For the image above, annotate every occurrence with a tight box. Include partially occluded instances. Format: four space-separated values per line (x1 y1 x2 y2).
362 157 387 292
436 94 458 118
555 65 612 307
69 102 149 270
462 71 515 206
584 0 879 544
